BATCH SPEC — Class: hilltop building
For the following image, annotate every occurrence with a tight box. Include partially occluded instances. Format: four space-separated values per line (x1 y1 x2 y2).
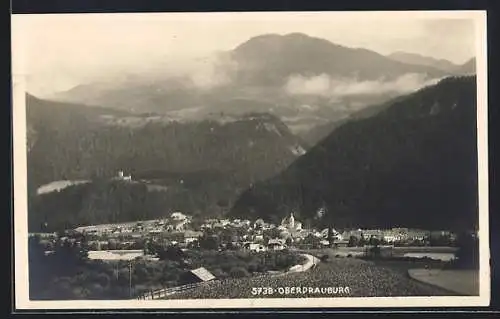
115 170 132 181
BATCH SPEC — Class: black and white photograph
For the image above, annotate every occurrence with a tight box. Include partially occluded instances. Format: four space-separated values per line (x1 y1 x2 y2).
12 10 489 309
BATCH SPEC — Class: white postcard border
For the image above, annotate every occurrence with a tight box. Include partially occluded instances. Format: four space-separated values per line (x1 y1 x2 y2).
12 10 490 310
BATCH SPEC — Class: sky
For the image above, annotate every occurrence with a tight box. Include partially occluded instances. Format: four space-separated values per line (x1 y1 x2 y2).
11 11 482 97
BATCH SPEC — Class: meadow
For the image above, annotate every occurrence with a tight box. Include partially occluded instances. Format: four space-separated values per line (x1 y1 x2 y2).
165 256 455 299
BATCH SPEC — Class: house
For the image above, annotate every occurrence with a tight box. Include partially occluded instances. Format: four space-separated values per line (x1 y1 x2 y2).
383 235 397 243
219 219 230 227
171 212 188 221
173 219 190 232
295 229 311 239
253 219 265 229
279 230 291 239
183 230 203 244
241 220 251 227
115 170 132 181
267 239 286 251
254 234 264 242
244 242 267 252
407 229 430 241
87 240 109 250
363 229 384 240
319 240 330 247
333 239 350 247
179 267 216 285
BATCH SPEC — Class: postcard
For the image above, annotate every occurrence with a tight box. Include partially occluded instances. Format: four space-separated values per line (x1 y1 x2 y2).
11 10 490 310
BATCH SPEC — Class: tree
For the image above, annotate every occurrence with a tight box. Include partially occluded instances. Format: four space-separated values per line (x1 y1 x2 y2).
198 234 220 250
327 227 335 244
157 245 185 261
28 235 51 298
347 235 359 247
263 228 281 243
220 227 237 244
454 231 479 269
368 236 381 246
50 239 88 276
303 234 321 248
358 235 367 247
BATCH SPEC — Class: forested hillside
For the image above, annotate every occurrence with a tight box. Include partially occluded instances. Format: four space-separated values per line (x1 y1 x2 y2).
230 76 478 231
27 95 307 231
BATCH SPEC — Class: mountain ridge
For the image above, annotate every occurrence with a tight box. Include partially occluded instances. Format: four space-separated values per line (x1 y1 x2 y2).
45 33 450 137
387 51 459 72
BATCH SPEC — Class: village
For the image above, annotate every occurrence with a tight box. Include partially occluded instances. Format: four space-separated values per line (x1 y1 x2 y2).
30 209 459 262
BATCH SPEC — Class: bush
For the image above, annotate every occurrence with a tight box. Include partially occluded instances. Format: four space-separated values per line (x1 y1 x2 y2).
347 236 359 247
320 254 329 262
248 263 259 273
229 267 250 278
157 245 185 261
211 268 228 279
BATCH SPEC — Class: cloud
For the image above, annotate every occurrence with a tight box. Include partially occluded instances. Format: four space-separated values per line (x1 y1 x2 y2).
284 73 441 97
187 57 234 89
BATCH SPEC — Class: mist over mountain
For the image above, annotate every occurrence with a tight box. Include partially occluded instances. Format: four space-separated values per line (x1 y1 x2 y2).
231 33 446 84
48 33 450 137
229 76 478 231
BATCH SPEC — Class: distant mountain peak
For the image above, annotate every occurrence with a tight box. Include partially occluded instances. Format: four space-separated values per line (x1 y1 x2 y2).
284 32 310 37
387 51 458 72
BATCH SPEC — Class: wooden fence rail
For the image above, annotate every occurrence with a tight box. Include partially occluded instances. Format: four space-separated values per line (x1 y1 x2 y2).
136 282 205 300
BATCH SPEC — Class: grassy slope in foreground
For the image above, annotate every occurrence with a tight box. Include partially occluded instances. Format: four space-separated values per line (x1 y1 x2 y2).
164 258 455 299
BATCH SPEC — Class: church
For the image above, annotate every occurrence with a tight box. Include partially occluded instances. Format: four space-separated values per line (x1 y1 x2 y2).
280 212 302 231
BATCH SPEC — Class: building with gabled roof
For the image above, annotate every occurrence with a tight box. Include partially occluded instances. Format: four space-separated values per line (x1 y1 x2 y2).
180 267 216 284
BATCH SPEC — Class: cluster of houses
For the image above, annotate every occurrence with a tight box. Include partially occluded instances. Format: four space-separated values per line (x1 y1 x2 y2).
30 209 461 261
74 211 192 236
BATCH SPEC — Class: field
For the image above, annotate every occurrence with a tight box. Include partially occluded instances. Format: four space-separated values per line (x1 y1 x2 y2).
164 256 456 299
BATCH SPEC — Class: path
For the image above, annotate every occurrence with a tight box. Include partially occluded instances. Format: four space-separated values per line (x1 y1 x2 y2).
408 268 479 296
287 254 320 273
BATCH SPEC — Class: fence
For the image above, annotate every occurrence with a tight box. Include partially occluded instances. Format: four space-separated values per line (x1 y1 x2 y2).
137 282 209 300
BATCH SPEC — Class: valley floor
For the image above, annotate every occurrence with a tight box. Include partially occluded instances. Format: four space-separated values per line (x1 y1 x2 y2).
163 256 457 299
